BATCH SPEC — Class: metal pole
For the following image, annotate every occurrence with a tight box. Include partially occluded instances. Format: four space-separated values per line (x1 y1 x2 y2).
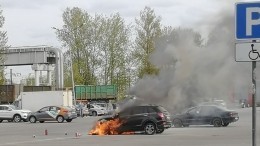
69 49 76 106
10 69 12 85
251 40 256 146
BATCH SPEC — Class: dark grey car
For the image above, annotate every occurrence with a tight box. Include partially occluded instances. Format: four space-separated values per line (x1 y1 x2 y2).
28 106 77 123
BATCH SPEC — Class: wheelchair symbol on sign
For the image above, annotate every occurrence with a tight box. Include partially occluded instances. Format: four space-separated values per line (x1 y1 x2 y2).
248 44 260 60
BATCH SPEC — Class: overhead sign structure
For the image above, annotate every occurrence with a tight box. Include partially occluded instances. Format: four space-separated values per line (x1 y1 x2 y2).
236 42 260 62
236 2 260 40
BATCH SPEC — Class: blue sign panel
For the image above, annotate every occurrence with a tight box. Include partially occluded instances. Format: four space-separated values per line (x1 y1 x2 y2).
236 2 260 39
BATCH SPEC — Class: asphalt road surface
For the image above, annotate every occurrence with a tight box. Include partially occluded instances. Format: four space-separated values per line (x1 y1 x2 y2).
0 107 259 146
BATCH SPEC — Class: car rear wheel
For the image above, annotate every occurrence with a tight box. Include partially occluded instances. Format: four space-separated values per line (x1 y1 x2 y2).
173 119 183 128
92 111 97 116
144 123 156 135
0 120 2 123
29 116 36 123
212 118 222 127
66 119 72 122
57 116 64 123
13 114 21 123
222 122 229 127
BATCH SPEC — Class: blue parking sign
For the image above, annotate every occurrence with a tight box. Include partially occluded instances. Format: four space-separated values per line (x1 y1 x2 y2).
236 2 260 40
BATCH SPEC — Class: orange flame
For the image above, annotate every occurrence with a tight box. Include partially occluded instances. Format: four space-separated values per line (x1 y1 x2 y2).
88 119 134 135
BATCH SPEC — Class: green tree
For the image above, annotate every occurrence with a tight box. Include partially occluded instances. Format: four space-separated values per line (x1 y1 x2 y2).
0 7 8 84
134 7 162 78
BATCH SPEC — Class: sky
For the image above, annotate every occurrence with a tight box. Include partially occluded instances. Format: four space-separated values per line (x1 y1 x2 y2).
0 0 256 83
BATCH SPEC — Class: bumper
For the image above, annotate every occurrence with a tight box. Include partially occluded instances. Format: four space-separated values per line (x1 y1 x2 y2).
223 116 239 123
66 113 77 119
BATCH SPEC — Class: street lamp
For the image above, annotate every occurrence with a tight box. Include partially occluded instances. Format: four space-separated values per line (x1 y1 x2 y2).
52 26 82 106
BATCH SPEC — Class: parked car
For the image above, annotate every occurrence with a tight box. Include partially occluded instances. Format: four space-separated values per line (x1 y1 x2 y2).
92 102 115 115
75 104 89 117
172 105 239 127
97 104 172 135
87 104 107 116
28 106 77 123
0 105 31 123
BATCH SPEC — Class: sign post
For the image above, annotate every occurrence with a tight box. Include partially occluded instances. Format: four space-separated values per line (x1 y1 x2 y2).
236 2 260 146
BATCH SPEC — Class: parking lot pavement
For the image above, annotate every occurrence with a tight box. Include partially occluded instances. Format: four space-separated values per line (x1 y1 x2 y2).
0 108 259 146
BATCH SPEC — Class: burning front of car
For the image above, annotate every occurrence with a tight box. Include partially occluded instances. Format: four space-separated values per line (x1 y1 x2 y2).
88 118 134 135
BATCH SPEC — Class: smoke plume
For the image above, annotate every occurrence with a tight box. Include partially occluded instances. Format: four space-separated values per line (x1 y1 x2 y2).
130 7 252 113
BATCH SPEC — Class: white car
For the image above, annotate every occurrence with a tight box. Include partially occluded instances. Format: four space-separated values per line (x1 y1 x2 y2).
0 105 31 123
88 104 107 116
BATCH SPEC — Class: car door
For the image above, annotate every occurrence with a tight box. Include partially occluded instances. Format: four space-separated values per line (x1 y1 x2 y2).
36 107 51 121
117 108 132 132
0 106 7 118
198 106 215 124
126 106 147 131
185 107 201 125
47 106 61 120
0 106 12 118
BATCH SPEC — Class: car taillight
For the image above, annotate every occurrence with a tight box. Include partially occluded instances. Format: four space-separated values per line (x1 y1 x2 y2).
63 110 69 113
158 113 164 119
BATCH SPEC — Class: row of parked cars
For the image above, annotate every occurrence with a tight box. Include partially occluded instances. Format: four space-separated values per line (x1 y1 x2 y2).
0 104 77 123
0 100 240 135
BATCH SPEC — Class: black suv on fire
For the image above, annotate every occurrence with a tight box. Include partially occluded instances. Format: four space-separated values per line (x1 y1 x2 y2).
98 104 172 135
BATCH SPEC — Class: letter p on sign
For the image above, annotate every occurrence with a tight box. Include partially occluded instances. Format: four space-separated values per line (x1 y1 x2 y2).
236 2 260 40
246 7 260 36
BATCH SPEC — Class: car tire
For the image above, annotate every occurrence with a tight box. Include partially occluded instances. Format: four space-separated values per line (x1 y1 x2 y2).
156 129 164 134
66 119 72 122
212 118 222 127
57 116 64 123
144 122 156 135
13 114 21 123
29 116 36 123
0 120 3 123
39 121 44 123
222 122 229 127
173 119 183 128
92 111 97 116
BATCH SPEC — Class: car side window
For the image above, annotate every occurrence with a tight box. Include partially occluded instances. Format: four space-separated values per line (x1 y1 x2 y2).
0 106 3 110
50 106 60 111
147 107 156 113
131 106 145 115
188 107 200 115
200 106 215 116
2 106 8 111
40 107 49 112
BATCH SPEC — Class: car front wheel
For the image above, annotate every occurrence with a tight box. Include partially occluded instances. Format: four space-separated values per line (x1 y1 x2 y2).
57 116 64 123
173 119 183 128
29 116 36 123
0 120 2 123
13 115 21 123
144 123 156 135
212 118 222 127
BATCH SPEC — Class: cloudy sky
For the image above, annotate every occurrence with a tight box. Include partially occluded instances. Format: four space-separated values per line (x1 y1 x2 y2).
0 0 254 82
